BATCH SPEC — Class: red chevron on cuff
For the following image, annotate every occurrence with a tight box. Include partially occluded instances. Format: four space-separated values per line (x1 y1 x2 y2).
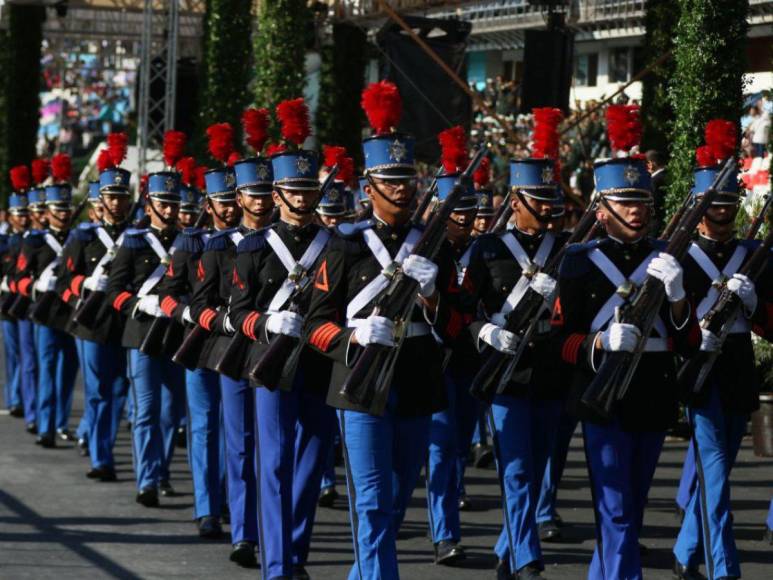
113 291 133 311
160 296 179 317
241 311 261 340
198 308 217 331
309 322 342 352
62 288 72 303
70 275 86 297
561 333 585 365
18 278 32 297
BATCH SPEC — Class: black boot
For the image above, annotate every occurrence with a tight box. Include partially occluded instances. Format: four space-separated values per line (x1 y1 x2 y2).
197 516 223 539
434 540 465 566
318 486 339 508
673 558 706 580
229 541 257 567
136 487 159 508
515 562 544 579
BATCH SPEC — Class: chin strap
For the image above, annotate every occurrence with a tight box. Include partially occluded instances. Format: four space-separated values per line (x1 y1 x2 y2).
241 203 274 218
98 194 128 225
515 190 553 224
599 197 647 232
275 188 319 216
206 198 241 228
148 199 178 227
365 174 413 209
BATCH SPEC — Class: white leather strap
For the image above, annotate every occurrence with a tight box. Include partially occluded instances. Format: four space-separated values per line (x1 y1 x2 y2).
229 231 245 247
138 232 175 297
43 233 63 255
456 244 473 285
92 227 124 277
496 232 555 317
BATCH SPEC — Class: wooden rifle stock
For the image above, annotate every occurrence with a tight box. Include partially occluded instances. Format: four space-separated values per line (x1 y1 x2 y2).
659 192 693 240
580 158 735 418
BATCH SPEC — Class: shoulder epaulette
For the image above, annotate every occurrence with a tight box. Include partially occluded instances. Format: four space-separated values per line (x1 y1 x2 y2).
125 227 150 237
77 222 99 231
237 230 266 253
208 227 237 240
335 219 374 239
122 228 150 249
204 228 237 252
70 225 97 242
559 239 605 278
173 228 206 253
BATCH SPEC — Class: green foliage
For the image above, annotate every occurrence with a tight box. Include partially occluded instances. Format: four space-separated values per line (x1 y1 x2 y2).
316 23 368 164
0 5 45 204
197 0 254 154
640 0 678 156
253 0 310 112
666 0 749 216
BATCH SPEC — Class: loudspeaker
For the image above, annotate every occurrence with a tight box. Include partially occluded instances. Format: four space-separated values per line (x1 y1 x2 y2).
377 16 472 164
520 26 574 113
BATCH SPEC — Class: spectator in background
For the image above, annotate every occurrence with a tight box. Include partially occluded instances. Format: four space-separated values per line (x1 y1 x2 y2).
748 103 770 158
647 149 667 234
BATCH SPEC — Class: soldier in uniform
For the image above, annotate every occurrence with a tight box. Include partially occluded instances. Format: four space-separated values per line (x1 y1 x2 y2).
554 156 700 580
57 171 132 480
106 170 183 506
672 155 772 580
473 188 497 237
463 158 566 579
15 157 79 447
303 81 463 579
228 136 336 575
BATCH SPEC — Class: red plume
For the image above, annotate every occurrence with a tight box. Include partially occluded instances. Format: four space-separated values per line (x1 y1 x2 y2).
51 153 72 183
361 81 402 135
323 145 347 169
176 156 196 186
704 119 736 162
227 151 241 167
242 107 270 153
97 149 114 172
139 174 149 196
339 157 355 185
473 156 491 188
9 165 31 192
107 132 128 167
605 105 642 153
194 166 208 191
438 125 468 173
31 159 49 185
695 146 716 167
206 123 235 164
266 143 286 157
163 130 187 167
531 107 563 159
276 98 311 146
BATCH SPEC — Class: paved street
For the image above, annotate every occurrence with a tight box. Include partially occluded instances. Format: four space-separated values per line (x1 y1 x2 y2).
0 386 771 579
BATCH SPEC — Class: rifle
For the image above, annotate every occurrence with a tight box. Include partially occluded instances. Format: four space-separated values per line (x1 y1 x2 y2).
140 202 210 357
659 191 694 240
72 195 147 329
489 192 513 234
678 193 772 396
580 157 736 418
338 147 488 415
469 199 599 403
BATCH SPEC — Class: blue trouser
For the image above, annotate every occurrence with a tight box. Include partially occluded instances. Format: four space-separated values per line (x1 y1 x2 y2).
128 349 184 491
320 427 339 490
673 385 746 579
220 376 257 543
677 441 697 512
255 383 336 578
18 320 37 424
583 420 664 580
75 338 92 442
82 340 128 468
767 498 773 530
35 324 78 436
426 369 479 543
2 319 21 409
489 396 561 571
338 403 431 580
186 368 223 519
536 411 577 524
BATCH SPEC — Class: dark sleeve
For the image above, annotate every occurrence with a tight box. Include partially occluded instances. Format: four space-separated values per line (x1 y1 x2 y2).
188 250 224 333
157 248 193 322
14 239 38 297
55 236 86 306
105 244 139 315
431 243 471 343
229 250 268 341
464 239 493 342
303 240 353 364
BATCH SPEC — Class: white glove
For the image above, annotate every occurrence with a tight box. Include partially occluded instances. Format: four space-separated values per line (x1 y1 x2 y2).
646 252 685 303
83 275 109 292
353 315 395 347
699 328 722 352
136 295 165 318
479 322 518 354
223 315 236 335
402 255 439 298
529 272 557 301
599 322 641 352
34 276 57 293
265 310 303 338
1 277 9 293
727 273 757 313
182 306 194 325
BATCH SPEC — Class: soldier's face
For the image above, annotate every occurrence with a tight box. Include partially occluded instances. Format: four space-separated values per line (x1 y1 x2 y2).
238 191 274 216
447 209 476 243
699 204 738 239
101 193 130 222
273 188 320 216
47 208 72 228
147 199 180 227
473 215 493 235
598 200 650 240
31 209 47 228
10 213 29 230
365 178 416 221
318 214 343 228
178 211 197 228
208 199 241 228
512 194 552 231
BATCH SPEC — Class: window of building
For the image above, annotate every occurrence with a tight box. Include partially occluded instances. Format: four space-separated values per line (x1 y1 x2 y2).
609 47 630 83
574 53 598 87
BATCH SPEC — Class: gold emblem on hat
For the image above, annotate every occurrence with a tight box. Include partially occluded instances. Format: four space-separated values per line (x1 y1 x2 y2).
225 172 236 187
296 156 311 175
389 139 407 163
480 194 490 206
624 165 640 186
328 190 339 202
256 164 270 180
541 166 554 184
114 173 124 185
165 177 176 192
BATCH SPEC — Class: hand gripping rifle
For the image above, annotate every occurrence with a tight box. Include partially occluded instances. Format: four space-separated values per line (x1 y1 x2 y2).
580 157 736 418
469 199 599 403
338 147 488 415
678 193 772 396
72 195 147 329
140 203 210 358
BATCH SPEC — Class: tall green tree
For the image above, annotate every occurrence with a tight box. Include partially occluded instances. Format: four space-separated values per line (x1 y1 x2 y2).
253 0 310 112
0 6 45 202
316 23 368 163
666 0 749 214
640 0 678 156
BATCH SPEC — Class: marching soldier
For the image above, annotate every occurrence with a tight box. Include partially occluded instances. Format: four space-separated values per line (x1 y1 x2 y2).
673 137 772 579
15 155 79 447
105 167 184 506
553 155 700 580
228 99 337 576
56 169 132 480
303 81 463 578
473 187 497 237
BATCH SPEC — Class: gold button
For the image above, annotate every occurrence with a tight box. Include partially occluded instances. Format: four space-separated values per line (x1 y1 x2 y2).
294 236 301 242
268 278 273 284
361 275 367 281
391 233 398 240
